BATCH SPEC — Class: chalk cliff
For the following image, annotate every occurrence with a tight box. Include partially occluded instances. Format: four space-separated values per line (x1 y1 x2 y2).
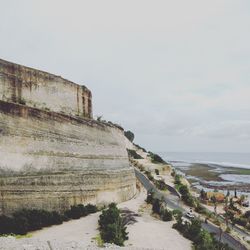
0 59 136 215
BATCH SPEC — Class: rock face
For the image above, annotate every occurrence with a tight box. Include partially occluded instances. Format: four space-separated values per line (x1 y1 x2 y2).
0 59 136 215
0 58 92 119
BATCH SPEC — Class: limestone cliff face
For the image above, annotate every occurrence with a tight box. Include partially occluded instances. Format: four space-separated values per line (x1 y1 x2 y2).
0 59 136 215
0 59 92 119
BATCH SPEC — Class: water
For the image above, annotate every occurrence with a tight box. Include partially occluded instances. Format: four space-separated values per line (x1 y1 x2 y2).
160 152 250 200
160 152 250 169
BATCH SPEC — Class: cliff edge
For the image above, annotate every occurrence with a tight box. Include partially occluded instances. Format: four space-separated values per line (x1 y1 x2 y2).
0 59 136 215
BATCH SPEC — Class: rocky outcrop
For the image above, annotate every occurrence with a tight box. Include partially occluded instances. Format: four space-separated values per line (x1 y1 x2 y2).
0 58 92 119
0 59 136 215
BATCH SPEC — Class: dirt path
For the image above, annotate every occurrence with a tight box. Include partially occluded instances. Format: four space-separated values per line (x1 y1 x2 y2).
119 189 191 250
14 188 192 250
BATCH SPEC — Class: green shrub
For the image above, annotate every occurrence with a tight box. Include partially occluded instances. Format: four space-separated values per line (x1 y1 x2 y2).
152 198 161 215
65 204 87 219
124 131 134 142
148 152 166 164
133 143 147 152
145 171 154 181
173 218 233 250
155 169 160 175
172 209 183 219
155 179 168 191
146 190 154 204
85 204 98 214
0 204 98 235
233 217 248 227
98 203 128 246
127 149 143 159
161 209 173 221
174 174 181 186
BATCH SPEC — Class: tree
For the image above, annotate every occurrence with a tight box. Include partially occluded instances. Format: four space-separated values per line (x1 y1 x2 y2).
98 203 128 246
155 169 160 175
152 198 161 215
124 131 134 142
161 209 173 221
200 189 207 200
234 188 237 198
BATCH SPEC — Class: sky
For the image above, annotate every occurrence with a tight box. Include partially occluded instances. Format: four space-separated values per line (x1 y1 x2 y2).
0 0 250 153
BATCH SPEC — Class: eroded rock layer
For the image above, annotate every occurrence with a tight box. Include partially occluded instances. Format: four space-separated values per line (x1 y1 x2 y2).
0 60 136 215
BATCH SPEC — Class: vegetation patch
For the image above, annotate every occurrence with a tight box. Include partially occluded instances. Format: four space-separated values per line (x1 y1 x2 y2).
98 203 128 246
173 216 233 250
0 204 97 236
148 152 166 164
146 190 173 222
127 149 143 159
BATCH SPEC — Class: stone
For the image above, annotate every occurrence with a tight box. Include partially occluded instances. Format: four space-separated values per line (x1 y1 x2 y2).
0 59 136 215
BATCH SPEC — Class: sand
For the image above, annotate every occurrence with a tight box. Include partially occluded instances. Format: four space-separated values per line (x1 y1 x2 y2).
16 188 191 250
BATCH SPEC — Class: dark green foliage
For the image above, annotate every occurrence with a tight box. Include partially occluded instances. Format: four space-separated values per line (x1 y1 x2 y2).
0 204 98 235
155 169 160 175
146 192 173 222
195 202 206 214
171 170 176 177
243 210 250 219
152 198 161 215
127 149 143 159
133 143 147 152
161 209 173 221
64 204 87 219
148 152 166 164
146 190 154 204
178 183 196 207
200 189 207 200
179 185 189 196
124 131 134 142
98 203 128 246
174 174 181 185
0 209 63 235
184 219 202 243
173 218 233 250
85 204 98 214
155 179 167 191
233 217 248 227
172 209 183 219
145 171 154 181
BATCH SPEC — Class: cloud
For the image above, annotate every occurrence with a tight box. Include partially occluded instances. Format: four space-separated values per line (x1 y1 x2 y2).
0 0 250 152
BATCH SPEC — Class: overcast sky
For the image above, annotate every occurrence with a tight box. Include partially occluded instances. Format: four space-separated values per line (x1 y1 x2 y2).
1 0 250 153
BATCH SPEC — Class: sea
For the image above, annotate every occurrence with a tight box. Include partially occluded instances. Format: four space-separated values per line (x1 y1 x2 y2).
160 152 250 169
160 152 250 200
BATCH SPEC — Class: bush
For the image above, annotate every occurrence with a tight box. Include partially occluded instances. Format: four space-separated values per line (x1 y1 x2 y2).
85 204 98 214
195 202 206 214
124 131 134 142
146 190 154 204
133 143 147 152
98 203 128 246
127 149 143 159
152 198 161 215
155 169 160 175
155 180 168 191
174 174 181 186
0 204 98 235
148 152 166 164
65 204 87 219
173 217 233 250
243 210 250 219
172 209 183 219
233 217 248 227
161 209 173 221
145 171 154 181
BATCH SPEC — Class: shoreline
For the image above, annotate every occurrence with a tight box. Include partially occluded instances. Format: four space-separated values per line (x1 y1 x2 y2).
171 161 250 191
